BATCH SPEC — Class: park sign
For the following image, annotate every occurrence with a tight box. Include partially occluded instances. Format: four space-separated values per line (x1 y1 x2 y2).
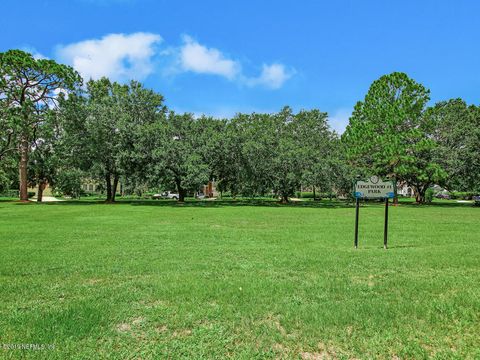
354 175 395 199
353 175 395 249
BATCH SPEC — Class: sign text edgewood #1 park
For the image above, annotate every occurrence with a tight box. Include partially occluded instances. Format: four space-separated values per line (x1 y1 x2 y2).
354 176 395 199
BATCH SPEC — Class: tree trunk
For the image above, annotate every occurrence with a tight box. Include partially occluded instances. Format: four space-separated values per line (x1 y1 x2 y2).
37 180 47 202
280 193 289 203
415 193 424 204
313 186 316 201
175 178 186 202
18 137 29 202
111 174 119 202
178 189 186 202
415 186 426 204
393 176 399 206
105 173 112 202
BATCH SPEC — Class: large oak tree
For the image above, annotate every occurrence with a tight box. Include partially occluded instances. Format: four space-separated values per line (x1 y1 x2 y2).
59 78 164 202
145 112 210 202
429 99 480 193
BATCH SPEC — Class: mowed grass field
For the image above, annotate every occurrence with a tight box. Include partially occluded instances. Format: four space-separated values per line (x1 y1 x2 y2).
0 199 479 359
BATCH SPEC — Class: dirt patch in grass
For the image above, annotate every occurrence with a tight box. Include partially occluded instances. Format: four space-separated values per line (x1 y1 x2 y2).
259 314 289 337
116 323 131 333
155 325 168 334
300 342 347 360
116 316 145 335
351 274 377 287
172 328 192 337
137 299 169 309
85 278 104 285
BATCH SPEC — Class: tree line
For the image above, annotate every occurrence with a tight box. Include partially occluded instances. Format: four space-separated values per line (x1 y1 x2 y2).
1 50 479 203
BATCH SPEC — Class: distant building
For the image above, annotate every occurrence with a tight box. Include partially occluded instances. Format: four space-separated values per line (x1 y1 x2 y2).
202 180 218 198
27 183 52 197
397 182 413 197
81 180 100 193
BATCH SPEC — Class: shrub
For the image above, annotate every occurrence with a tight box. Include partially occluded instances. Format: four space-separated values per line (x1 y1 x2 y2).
0 190 19 198
296 191 314 198
82 191 97 197
425 188 434 203
295 191 337 199
55 169 83 198
451 191 475 200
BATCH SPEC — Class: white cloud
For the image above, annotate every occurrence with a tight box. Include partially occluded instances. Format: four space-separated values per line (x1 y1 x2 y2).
328 108 352 134
176 36 293 89
245 63 294 89
53 32 293 89
56 32 162 81
179 36 240 80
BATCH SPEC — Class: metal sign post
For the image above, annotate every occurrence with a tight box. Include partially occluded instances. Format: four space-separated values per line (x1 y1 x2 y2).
384 197 389 249
354 176 395 249
354 197 359 249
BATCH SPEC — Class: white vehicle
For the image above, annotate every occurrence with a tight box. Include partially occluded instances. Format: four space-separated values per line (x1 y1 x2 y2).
156 191 179 200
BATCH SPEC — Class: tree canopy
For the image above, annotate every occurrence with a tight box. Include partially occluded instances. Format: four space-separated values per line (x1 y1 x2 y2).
428 99 480 193
0 49 81 200
342 72 447 202
1 50 479 203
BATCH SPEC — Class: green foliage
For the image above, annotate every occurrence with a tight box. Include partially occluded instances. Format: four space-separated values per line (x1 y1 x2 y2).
296 109 347 196
0 49 82 92
0 94 19 162
226 111 281 197
26 111 62 201
343 72 446 203
0 189 18 197
425 188 434 203
3 51 476 203
145 112 210 202
0 49 82 200
428 99 480 193
54 169 83 198
343 72 430 175
0 154 17 192
449 191 476 200
58 78 165 201
220 107 339 202
296 191 337 199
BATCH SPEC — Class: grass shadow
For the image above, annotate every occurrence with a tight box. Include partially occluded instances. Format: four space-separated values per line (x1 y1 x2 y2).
386 244 418 249
4 197 477 209
9 198 355 209
129 199 355 209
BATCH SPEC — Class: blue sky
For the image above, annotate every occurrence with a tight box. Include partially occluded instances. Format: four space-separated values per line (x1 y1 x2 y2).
2 0 479 132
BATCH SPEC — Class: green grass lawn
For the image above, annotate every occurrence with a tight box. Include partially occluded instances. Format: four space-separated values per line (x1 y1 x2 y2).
0 199 479 359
